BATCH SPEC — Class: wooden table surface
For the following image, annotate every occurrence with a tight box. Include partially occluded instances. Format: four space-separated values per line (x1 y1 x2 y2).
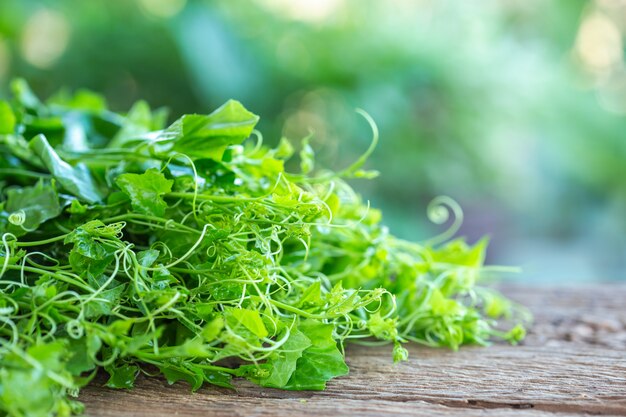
80 285 626 417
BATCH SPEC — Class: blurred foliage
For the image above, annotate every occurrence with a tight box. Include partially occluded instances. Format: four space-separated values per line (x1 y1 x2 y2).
0 0 625 280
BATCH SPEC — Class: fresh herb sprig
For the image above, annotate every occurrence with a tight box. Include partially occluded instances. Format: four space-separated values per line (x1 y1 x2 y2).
0 80 527 417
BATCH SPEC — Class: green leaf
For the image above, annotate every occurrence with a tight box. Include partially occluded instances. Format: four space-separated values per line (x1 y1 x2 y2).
164 338 211 358
67 199 88 214
297 281 323 308
0 134 44 168
226 307 268 339
429 289 461 316
201 316 224 341
29 134 104 203
115 168 173 217
0 367 62 417
0 101 16 134
4 180 61 236
164 99 259 159
158 363 204 391
0 341 76 417
105 363 139 389
284 320 349 390
108 100 168 148
157 363 233 391
27 342 71 378
11 78 41 109
253 327 311 388
137 249 160 268
84 284 126 318
66 337 97 375
202 370 233 389
64 220 123 279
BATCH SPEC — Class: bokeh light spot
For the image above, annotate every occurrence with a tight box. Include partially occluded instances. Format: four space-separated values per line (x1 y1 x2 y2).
252 0 343 23
575 11 623 76
20 8 70 69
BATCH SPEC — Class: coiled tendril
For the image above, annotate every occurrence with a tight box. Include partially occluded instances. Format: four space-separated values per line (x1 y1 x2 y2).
424 195 464 246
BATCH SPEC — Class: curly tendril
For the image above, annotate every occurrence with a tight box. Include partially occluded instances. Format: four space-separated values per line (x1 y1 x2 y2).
7 210 26 226
424 195 464 246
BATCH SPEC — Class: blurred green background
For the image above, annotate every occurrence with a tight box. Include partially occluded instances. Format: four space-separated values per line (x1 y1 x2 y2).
0 0 624 282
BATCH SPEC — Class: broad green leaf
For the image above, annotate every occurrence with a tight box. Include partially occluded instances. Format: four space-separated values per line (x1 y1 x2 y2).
67 199 88 214
297 281 323 308
429 289 462 316
108 100 168 148
0 367 60 417
252 327 311 388
115 168 173 217
201 316 224 341
104 363 139 389
284 320 349 390
115 100 152 140
0 341 76 417
158 364 204 391
1 134 44 168
206 278 243 302
164 99 259 159
64 220 123 279
27 342 71 377
4 180 61 236
84 284 126 318
133 337 209 362
157 363 233 391
66 337 97 375
29 134 104 203
137 249 160 268
202 370 233 389
226 307 268 339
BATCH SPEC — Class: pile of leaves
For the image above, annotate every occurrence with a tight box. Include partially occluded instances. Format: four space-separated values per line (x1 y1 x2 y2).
0 80 527 417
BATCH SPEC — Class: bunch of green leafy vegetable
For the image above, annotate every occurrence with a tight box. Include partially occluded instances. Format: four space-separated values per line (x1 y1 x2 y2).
0 80 527 417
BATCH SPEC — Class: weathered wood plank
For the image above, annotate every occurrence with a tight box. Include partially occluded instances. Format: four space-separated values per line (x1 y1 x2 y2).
80 285 626 417
500 285 626 349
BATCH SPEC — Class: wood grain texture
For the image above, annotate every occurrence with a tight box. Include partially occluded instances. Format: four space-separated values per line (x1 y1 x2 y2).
80 284 626 417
